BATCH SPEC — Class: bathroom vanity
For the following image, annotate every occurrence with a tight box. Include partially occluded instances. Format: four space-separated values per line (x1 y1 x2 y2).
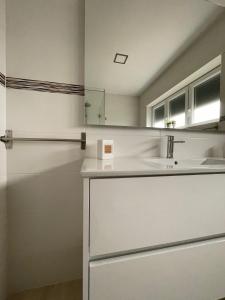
81 158 225 300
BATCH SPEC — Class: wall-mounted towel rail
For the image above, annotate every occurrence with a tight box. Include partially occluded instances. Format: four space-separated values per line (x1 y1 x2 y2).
0 130 86 150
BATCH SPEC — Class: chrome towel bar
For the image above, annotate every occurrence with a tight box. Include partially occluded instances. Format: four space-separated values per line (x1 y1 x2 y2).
0 130 86 150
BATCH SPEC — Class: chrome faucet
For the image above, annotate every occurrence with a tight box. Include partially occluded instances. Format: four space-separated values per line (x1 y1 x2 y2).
167 135 185 159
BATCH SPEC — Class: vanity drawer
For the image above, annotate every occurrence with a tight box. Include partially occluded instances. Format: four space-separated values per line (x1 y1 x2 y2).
90 238 225 300
90 174 225 257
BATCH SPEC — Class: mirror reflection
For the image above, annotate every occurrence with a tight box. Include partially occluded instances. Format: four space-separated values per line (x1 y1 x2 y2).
85 0 225 131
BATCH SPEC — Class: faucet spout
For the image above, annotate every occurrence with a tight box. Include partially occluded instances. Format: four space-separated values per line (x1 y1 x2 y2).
167 135 185 159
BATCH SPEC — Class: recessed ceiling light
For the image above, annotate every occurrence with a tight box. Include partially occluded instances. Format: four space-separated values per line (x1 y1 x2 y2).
113 53 128 64
206 0 225 7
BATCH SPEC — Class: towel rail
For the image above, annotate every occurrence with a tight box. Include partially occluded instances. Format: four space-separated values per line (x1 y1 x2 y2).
0 130 86 150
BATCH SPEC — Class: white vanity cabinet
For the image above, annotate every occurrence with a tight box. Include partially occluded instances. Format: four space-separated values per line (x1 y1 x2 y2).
83 169 225 300
90 175 225 258
90 239 225 300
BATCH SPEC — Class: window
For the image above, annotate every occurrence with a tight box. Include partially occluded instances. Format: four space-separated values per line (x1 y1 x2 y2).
151 88 188 129
168 92 186 128
190 71 220 125
150 67 221 129
153 103 165 128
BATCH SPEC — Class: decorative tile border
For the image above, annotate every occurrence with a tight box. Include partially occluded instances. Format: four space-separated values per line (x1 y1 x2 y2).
6 77 84 95
0 72 6 86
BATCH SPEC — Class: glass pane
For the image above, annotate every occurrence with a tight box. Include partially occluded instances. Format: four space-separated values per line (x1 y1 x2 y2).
169 94 186 128
85 89 105 125
153 104 165 128
193 74 220 124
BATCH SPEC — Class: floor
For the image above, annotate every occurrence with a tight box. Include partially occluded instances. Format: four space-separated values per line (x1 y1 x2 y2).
8 280 82 300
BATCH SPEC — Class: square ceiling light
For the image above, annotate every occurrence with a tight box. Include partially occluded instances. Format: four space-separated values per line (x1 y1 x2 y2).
113 53 128 64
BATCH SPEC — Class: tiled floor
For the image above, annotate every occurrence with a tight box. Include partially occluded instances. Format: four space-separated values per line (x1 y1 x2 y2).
8 280 82 300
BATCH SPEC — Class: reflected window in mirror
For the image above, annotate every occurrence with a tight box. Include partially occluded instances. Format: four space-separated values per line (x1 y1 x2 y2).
153 103 165 128
151 89 188 129
191 71 221 125
168 92 186 128
149 66 221 130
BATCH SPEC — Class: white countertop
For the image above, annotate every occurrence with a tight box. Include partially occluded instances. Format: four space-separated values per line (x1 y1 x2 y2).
81 157 225 178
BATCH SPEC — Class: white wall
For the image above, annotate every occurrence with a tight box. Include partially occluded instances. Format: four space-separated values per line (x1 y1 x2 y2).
105 93 139 127
140 12 225 126
5 0 225 296
6 0 84 84
0 0 7 299
85 127 225 160
0 0 6 75
6 0 85 294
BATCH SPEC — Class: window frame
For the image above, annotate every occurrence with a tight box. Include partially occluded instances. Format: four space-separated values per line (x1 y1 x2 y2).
167 87 188 129
151 87 188 129
149 66 221 129
189 67 221 127
152 101 166 128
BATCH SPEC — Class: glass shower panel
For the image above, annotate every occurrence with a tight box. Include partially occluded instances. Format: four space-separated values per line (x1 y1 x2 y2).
85 89 105 125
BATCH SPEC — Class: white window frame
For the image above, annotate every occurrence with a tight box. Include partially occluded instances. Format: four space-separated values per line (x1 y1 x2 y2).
151 87 188 129
167 87 188 129
150 66 221 129
189 66 221 127
152 101 166 128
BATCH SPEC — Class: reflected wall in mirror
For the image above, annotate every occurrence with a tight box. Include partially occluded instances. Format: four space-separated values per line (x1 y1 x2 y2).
85 0 225 131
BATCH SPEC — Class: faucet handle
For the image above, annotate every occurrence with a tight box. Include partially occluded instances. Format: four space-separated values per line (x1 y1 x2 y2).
174 140 186 144
167 135 185 144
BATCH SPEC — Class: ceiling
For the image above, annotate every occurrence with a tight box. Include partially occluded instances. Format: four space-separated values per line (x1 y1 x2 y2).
207 0 225 7
85 0 224 96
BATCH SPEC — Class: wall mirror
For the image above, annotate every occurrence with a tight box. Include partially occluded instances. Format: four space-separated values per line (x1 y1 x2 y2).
84 0 225 132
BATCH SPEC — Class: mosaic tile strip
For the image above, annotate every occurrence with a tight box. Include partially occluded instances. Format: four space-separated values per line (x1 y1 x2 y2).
6 77 84 95
0 72 6 86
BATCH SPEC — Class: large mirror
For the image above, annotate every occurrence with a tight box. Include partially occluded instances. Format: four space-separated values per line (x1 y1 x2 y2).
85 0 225 131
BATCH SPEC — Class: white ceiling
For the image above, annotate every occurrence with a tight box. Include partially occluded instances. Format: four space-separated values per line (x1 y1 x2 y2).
207 0 225 7
85 0 224 96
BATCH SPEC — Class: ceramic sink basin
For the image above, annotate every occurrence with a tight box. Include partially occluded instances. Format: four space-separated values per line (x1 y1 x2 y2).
144 158 225 170
202 158 225 165
81 157 225 178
